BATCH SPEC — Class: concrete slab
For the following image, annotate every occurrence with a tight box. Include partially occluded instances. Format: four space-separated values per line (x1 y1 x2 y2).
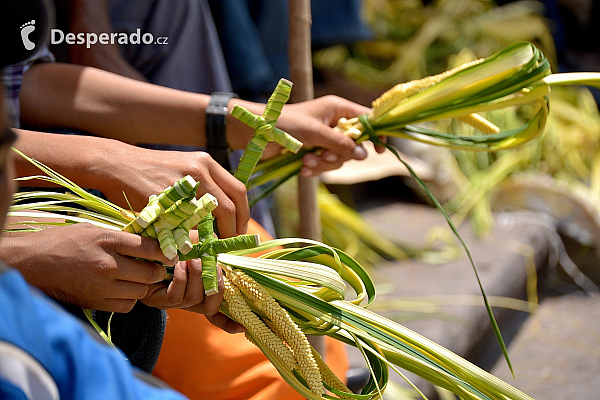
344 202 551 398
491 294 600 400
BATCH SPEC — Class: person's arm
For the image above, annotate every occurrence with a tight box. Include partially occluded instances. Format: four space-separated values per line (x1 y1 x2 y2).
0 222 243 333
13 129 249 237
0 223 172 312
20 63 212 146
19 63 371 176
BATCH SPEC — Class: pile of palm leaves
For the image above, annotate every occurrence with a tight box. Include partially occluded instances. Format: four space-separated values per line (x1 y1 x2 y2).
435 84 600 237
314 0 556 89
319 0 600 290
310 0 600 248
279 0 558 269
249 41 600 207
7 151 534 400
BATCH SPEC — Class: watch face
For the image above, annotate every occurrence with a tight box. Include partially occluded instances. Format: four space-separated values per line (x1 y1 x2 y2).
208 93 237 115
206 105 229 116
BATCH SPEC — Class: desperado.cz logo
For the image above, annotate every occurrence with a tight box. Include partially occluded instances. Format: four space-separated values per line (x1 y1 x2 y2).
51 29 168 48
20 19 37 50
19 17 167 51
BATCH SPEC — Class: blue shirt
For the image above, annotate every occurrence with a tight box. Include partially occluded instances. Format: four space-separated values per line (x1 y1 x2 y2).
0 264 188 400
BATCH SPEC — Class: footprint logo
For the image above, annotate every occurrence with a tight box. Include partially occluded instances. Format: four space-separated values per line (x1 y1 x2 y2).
20 20 36 51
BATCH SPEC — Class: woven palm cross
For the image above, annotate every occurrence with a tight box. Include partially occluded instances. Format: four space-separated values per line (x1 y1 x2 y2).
231 78 302 185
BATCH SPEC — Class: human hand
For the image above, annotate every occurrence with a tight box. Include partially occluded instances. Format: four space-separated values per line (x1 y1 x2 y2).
273 95 386 177
0 223 174 312
97 147 249 238
141 258 245 334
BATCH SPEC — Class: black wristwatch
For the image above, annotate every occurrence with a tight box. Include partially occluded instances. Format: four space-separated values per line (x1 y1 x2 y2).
206 92 237 171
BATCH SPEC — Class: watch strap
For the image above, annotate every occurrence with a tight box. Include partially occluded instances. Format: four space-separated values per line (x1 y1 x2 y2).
206 92 237 170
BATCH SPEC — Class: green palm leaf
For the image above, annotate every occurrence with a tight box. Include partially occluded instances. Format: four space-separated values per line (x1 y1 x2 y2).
7 150 534 400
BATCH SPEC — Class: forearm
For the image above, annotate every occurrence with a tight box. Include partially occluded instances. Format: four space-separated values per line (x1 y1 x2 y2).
13 130 251 232
13 129 127 192
18 62 366 171
19 63 267 149
20 63 214 146
14 129 178 207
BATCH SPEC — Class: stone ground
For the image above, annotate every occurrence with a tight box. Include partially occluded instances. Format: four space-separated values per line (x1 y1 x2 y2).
335 178 600 399
491 294 600 400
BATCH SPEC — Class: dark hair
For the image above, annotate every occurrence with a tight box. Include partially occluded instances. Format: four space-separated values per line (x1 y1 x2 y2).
0 0 49 67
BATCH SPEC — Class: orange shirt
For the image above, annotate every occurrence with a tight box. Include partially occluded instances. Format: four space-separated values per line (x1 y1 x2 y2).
152 219 349 400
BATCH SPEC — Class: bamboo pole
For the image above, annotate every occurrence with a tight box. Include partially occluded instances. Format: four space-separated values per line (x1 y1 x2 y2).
288 0 325 359
288 0 321 242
